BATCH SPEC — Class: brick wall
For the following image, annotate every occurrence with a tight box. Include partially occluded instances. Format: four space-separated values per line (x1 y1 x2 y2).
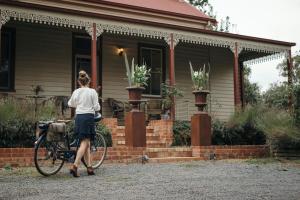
192 145 270 160
0 145 270 168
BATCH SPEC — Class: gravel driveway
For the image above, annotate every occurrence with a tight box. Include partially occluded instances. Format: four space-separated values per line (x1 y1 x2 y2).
0 160 299 200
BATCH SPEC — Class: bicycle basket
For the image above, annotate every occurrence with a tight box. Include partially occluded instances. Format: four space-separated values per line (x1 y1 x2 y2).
46 123 66 142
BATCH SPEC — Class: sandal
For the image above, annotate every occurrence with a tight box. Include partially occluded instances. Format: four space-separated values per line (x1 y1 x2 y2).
70 165 80 177
87 166 95 176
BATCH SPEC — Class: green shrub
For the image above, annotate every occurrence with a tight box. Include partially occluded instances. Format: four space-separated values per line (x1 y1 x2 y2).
0 97 58 147
97 123 112 147
172 120 191 146
294 85 300 127
255 108 300 149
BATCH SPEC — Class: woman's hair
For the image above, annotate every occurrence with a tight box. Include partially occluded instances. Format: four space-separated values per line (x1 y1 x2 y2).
78 70 90 86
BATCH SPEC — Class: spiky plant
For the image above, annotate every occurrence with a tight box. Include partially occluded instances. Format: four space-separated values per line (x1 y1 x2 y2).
124 53 151 87
189 61 210 91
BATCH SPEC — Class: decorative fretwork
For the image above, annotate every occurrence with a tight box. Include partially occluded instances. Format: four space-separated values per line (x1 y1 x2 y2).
243 50 289 65
0 10 10 29
239 42 289 54
0 6 291 65
0 8 90 29
174 33 236 50
85 23 104 40
164 34 180 48
100 23 170 40
229 44 243 55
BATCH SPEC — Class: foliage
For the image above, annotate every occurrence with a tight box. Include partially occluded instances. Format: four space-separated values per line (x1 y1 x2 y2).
243 66 262 105
230 105 300 149
277 54 300 84
215 109 266 146
172 120 191 146
189 61 210 91
123 53 151 87
161 83 183 111
263 83 289 110
0 97 59 147
255 107 300 149
187 0 209 10
294 85 300 127
97 123 112 147
187 0 232 32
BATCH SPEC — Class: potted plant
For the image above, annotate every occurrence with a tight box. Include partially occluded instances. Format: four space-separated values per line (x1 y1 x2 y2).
124 53 151 110
161 83 183 119
189 61 210 111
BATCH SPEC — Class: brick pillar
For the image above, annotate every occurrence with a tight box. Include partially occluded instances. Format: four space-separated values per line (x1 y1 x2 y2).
125 111 146 147
191 112 211 146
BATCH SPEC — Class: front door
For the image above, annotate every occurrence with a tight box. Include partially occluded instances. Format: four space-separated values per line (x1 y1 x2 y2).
74 55 91 89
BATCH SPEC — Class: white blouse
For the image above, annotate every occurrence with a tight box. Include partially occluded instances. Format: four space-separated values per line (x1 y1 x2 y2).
68 87 101 114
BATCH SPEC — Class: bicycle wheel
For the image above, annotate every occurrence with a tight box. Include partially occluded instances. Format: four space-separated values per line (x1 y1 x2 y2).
34 135 65 176
82 132 107 169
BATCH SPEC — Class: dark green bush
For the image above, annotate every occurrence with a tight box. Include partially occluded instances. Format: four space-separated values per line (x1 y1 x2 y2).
0 120 36 147
294 85 300 128
172 120 191 146
97 123 112 147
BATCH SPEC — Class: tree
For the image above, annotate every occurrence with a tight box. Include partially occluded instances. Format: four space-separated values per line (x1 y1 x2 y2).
263 53 300 121
277 54 300 85
187 0 231 32
243 65 261 105
187 0 209 11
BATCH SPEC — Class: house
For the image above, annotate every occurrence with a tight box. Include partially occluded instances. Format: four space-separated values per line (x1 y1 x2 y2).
0 0 295 122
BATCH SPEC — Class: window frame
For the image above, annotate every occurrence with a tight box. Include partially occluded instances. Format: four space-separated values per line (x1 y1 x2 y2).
0 27 16 92
138 43 166 97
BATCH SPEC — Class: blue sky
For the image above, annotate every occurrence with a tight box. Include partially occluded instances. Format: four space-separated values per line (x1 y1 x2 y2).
209 0 300 91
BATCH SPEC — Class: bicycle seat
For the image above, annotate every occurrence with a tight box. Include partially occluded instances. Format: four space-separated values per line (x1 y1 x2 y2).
38 121 54 130
94 113 102 122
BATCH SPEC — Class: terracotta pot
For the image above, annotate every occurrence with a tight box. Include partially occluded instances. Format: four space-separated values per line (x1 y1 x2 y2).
193 90 210 111
126 86 145 111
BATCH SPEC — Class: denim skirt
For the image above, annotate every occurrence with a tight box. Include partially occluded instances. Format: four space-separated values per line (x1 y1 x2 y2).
75 114 95 141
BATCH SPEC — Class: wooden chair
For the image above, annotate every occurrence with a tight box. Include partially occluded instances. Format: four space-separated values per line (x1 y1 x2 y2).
107 98 130 118
144 99 162 121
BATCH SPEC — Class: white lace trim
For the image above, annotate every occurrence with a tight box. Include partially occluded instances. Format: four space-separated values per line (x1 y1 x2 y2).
0 6 291 64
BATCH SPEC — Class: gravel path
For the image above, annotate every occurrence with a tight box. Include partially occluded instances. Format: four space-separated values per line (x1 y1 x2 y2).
0 160 299 200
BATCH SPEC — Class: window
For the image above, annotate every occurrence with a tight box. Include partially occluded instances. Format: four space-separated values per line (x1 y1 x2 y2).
0 28 15 91
139 44 165 96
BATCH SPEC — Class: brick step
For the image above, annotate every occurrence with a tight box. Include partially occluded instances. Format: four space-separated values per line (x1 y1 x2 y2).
146 135 160 141
113 135 160 141
146 144 167 148
148 157 204 163
146 151 192 158
146 147 192 152
114 132 159 137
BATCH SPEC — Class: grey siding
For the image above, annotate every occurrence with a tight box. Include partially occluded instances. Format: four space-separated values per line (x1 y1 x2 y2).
175 44 234 121
13 23 72 98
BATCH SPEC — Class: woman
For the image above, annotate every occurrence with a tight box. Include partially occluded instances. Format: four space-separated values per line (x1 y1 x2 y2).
68 70 100 177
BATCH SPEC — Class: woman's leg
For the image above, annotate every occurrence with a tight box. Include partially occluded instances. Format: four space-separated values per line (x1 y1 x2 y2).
74 139 89 167
83 139 91 167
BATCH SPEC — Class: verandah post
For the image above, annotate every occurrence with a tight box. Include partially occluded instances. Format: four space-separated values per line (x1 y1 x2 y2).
91 22 97 89
169 33 176 120
287 49 293 112
233 42 242 107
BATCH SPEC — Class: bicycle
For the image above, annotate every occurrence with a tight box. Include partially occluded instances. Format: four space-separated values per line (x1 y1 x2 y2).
34 114 107 176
